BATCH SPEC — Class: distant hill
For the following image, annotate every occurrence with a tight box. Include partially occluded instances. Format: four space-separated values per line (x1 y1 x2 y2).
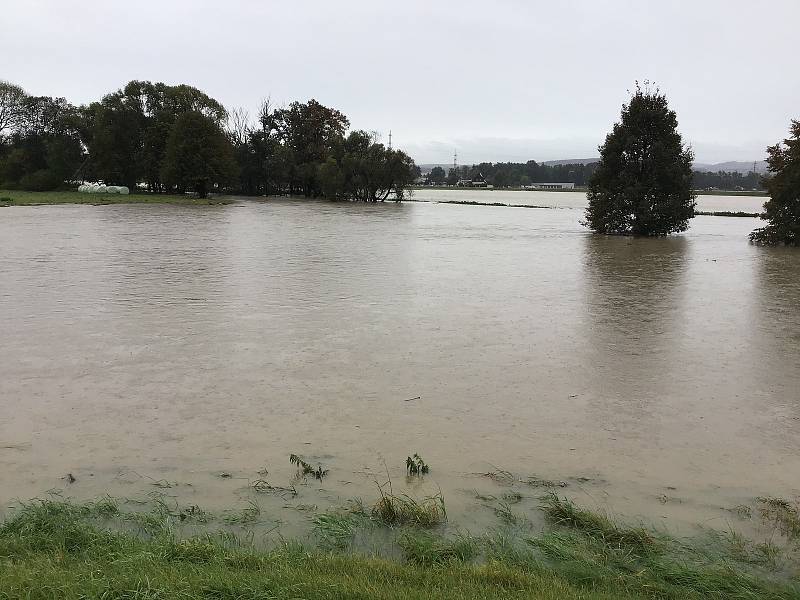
542 158 599 166
693 161 767 174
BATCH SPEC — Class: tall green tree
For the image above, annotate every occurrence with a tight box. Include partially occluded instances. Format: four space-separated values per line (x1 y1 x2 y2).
0 81 27 137
274 99 349 196
428 166 446 185
750 120 800 245
161 111 237 198
585 84 695 236
0 93 84 191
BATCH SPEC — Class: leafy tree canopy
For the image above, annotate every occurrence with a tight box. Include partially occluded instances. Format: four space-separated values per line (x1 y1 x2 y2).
750 120 800 246
585 83 696 236
161 111 237 198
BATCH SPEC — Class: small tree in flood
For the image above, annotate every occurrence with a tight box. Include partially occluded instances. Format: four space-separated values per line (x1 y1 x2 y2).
586 83 695 236
750 120 800 246
161 110 237 198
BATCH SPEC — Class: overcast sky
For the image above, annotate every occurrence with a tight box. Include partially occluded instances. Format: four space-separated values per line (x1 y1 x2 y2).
2 0 798 164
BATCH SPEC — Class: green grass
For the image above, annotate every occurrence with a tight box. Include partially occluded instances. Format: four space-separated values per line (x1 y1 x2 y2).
1 497 799 600
540 493 656 551
398 530 478 566
0 500 639 600
0 189 232 206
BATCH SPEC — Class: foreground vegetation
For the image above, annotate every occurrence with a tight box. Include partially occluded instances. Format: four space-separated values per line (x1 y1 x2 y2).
1 491 799 599
0 189 231 206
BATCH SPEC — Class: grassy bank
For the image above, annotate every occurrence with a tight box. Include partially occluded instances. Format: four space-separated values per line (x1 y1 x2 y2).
0 189 232 206
1 494 798 599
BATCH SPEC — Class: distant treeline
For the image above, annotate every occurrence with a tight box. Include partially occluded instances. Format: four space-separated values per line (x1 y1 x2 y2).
0 80 416 200
425 162 765 191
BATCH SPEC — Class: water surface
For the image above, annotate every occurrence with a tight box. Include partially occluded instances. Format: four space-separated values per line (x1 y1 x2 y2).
1 198 798 535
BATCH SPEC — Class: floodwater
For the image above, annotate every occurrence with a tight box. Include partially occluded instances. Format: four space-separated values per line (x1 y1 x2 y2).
1 194 798 539
413 188 767 214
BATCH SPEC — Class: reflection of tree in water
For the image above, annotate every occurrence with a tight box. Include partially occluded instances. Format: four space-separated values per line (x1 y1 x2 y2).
752 247 800 426
579 234 690 434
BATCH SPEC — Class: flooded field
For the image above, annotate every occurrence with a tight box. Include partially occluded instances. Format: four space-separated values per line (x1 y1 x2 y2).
412 188 768 214
1 196 798 541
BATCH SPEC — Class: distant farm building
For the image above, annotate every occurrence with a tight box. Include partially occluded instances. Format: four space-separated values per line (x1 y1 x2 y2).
524 182 575 190
457 173 491 188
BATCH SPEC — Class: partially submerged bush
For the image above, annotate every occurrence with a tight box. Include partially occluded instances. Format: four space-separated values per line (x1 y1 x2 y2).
406 453 430 476
290 454 328 480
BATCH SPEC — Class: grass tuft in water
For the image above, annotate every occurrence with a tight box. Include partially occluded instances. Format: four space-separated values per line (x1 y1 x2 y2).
371 488 446 528
540 493 655 551
222 501 261 525
758 497 800 539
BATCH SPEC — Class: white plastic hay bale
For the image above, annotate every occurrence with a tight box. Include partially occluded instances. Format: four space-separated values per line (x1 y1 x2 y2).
77 185 86 193
106 186 119 194
96 185 108 193
118 186 130 195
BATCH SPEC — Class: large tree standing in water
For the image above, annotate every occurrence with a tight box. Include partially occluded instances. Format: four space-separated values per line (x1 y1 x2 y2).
161 111 237 198
749 120 800 246
586 84 695 236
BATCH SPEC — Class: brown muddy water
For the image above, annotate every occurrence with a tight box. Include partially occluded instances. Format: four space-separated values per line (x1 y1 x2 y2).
1 195 798 541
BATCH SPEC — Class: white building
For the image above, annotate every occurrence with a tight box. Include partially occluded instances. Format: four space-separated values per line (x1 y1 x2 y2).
524 182 575 190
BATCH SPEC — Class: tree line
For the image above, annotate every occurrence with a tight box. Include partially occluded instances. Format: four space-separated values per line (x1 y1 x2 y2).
0 80 417 200
426 161 764 191
426 162 599 187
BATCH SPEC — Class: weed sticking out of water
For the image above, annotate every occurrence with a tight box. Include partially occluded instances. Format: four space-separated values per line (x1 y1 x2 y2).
149 478 177 489
474 490 498 502
540 494 655 551
494 501 524 526
526 476 568 489
477 467 517 485
84 495 120 518
222 501 261 525
406 453 430 476
728 504 753 519
290 454 328 480
757 497 800 539
250 479 297 497
503 491 523 504
398 530 477 566
179 504 213 524
372 484 446 528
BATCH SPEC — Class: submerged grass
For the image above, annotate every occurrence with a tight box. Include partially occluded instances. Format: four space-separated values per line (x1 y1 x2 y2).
540 493 656 551
758 496 800 539
0 499 639 600
312 506 371 551
2 496 799 600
